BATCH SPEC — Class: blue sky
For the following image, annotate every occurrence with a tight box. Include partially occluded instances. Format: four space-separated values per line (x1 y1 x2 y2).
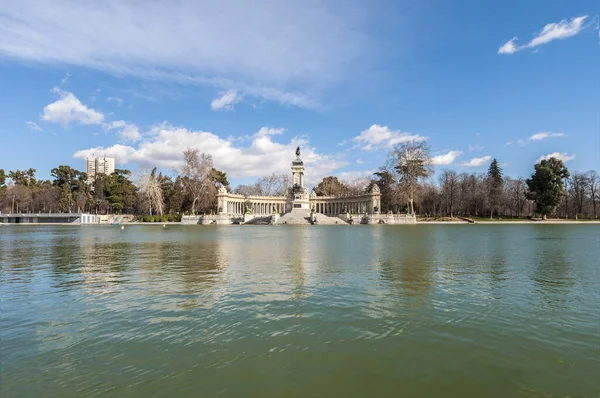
0 0 598 186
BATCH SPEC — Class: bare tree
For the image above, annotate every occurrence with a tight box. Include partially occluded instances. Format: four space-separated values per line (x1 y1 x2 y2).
505 178 527 218
569 172 589 218
342 177 371 196
179 149 214 214
387 141 433 215
439 169 459 217
256 174 290 196
136 167 165 215
587 170 598 219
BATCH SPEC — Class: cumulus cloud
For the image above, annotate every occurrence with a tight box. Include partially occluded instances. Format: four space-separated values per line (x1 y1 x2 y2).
73 125 347 184
25 121 43 131
536 152 576 163
0 0 371 108
528 132 565 141
42 87 104 126
210 90 240 111
352 124 427 151
253 127 285 138
103 120 141 142
432 150 462 165
459 156 492 167
498 16 588 54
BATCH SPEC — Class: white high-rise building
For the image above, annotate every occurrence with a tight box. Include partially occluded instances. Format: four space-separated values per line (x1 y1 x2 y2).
86 157 115 185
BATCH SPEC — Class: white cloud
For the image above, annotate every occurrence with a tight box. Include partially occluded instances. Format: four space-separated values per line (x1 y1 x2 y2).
118 125 141 142
42 87 104 126
103 120 141 142
356 159 365 165
498 16 587 54
468 145 483 151
107 97 124 106
253 127 285 138
352 124 427 151
536 152 576 163
25 121 43 131
210 90 240 111
498 37 519 54
0 0 371 108
459 156 492 167
432 150 462 165
527 132 565 141
73 125 347 184
505 141 513 146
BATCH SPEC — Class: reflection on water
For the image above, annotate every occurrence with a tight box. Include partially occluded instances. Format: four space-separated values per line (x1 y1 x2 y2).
1 225 599 398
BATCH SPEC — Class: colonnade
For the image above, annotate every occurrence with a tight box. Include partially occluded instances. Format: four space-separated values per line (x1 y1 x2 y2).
313 200 372 215
223 200 286 215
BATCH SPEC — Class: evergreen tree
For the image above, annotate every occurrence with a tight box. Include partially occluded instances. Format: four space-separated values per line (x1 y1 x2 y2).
8 169 37 186
313 176 347 196
526 158 570 220
487 158 504 219
211 168 230 187
57 183 72 212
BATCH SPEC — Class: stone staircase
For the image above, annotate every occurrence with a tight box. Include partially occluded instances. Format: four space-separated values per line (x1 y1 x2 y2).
274 210 347 225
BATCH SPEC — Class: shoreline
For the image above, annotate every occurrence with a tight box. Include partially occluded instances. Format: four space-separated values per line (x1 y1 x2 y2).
3 220 599 226
417 220 600 224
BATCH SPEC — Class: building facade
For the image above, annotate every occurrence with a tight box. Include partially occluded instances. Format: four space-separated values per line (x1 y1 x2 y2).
216 148 381 217
86 157 116 185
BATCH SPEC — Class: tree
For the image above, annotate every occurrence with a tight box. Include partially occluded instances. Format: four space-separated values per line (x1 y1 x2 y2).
439 169 459 217
233 183 262 196
487 158 504 219
93 170 137 214
586 170 598 219
33 181 59 212
51 165 89 212
313 176 347 196
136 167 165 215
211 168 230 187
505 177 527 218
179 148 215 214
343 177 370 196
388 141 433 215
161 175 185 214
526 158 570 220
0 169 6 204
373 171 399 212
8 168 37 186
569 172 589 218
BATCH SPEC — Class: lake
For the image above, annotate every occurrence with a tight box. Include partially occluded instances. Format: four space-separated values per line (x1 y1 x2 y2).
1 225 599 397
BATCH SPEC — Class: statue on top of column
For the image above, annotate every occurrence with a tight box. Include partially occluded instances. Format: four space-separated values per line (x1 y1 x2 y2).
295 146 301 157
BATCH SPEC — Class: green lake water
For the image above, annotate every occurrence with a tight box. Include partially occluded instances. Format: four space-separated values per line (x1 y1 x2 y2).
1 225 599 397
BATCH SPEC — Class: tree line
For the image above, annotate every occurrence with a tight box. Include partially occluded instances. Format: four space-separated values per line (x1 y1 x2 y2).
368 142 598 220
0 149 229 216
1 144 597 220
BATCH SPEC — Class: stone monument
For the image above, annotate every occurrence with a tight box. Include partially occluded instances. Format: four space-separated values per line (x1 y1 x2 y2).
288 147 311 211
